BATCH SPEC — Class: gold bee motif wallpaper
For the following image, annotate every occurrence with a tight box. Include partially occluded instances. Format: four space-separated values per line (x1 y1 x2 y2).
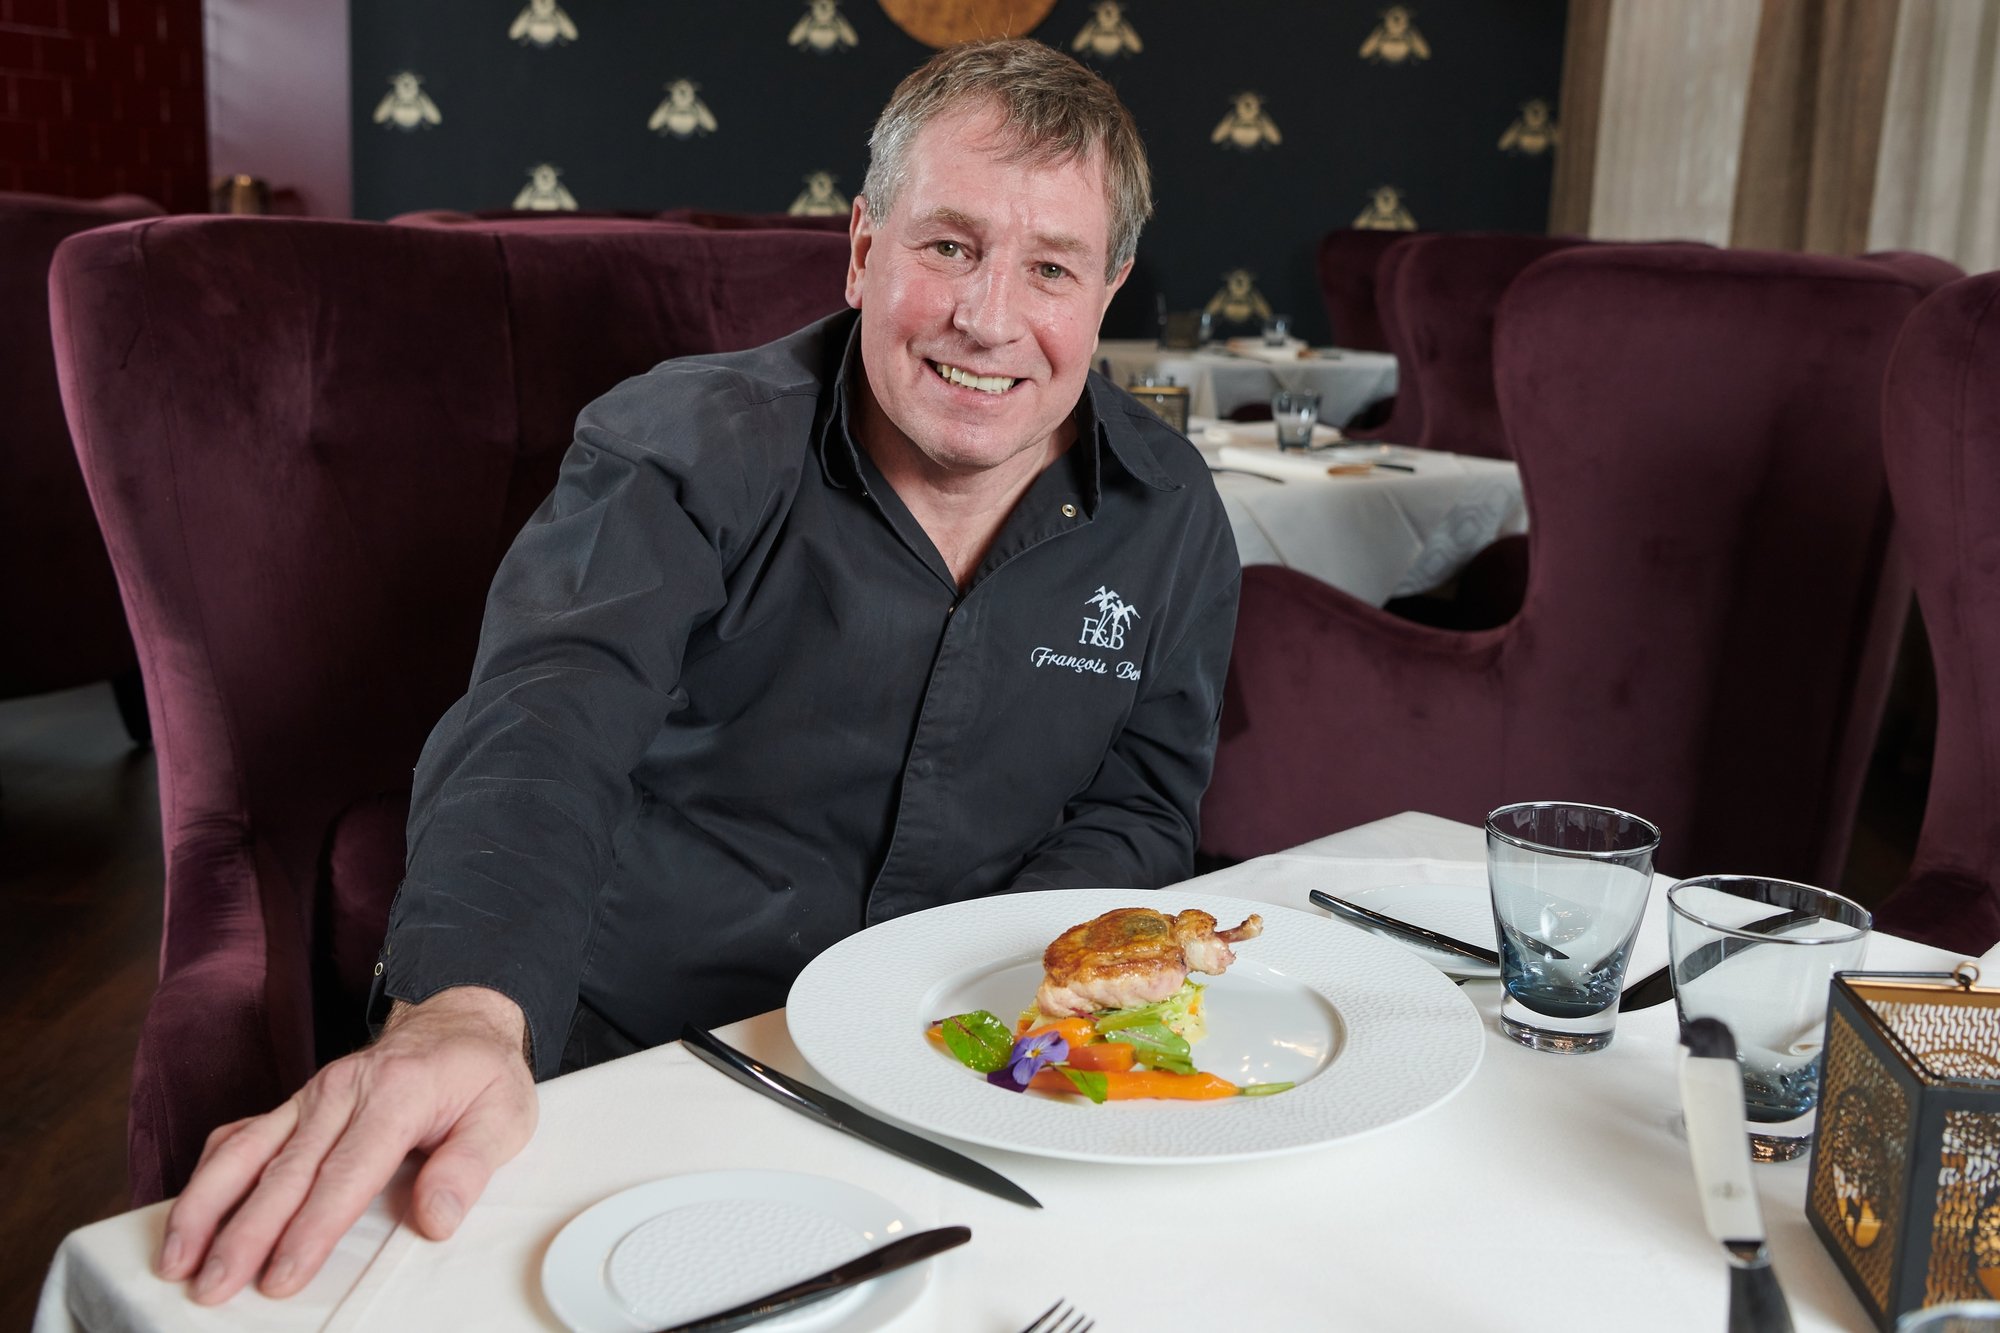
351 0 1566 341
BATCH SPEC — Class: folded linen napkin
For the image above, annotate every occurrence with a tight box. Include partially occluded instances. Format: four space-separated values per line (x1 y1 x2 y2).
1216 443 1378 481
1220 338 1317 363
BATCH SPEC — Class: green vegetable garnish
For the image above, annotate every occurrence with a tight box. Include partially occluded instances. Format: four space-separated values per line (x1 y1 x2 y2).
1102 1020 1195 1075
1057 1067 1109 1104
1239 1081 1296 1097
1091 980 1204 1038
937 1010 1014 1073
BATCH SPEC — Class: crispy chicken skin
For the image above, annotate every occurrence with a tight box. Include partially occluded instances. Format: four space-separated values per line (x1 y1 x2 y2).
1035 908 1265 1017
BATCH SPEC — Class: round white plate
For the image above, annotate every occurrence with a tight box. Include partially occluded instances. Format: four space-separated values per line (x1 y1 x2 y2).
787 890 1483 1164
1335 880 1502 979
542 1170 927 1333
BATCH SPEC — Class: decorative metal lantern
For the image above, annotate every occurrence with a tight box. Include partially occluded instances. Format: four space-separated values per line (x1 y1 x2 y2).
1127 379 1190 434
1808 965 2000 1330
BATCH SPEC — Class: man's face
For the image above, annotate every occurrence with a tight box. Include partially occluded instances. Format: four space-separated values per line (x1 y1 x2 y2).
846 105 1131 479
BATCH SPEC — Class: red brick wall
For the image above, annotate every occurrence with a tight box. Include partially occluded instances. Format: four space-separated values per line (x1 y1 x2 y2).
0 0 207 210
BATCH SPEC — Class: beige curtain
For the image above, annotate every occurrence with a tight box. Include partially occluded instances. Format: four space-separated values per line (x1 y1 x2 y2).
1729 0 1901 254
1587 0 1763 243
1868 0 2000 272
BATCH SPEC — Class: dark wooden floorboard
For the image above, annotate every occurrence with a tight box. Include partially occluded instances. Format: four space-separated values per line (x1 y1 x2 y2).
0 683 161 1332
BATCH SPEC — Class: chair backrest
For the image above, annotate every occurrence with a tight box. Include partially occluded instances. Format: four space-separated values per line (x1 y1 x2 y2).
0 190 160 700
1313 226 1425 352
1342 235 1425 443
1389 232 1589 458
50 215 850 1200
1205 245 1931 887
1870 272 2000 952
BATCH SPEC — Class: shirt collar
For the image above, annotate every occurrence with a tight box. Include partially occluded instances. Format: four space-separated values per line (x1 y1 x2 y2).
814 312 1181 502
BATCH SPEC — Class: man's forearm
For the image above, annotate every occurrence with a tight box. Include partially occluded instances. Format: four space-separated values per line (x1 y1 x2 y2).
384 986 533 1068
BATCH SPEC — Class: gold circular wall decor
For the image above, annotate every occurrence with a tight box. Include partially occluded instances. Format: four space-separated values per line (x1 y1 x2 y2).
876 0 1057 48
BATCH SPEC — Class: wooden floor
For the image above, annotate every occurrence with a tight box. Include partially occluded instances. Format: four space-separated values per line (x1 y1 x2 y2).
0 674 1933 1328
0 683 160 1331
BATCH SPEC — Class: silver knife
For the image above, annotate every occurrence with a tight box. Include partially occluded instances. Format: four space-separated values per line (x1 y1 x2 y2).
653 1224 971 1332
1622 909 1820 1012
679 1024 1042 1209
1679 1018 1794 1333
1308 889 1500 965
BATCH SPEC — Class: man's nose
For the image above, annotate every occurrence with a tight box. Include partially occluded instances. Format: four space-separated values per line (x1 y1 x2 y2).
952 264 1027 347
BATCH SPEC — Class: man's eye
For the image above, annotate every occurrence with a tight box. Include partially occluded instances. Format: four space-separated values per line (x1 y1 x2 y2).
933 240 961 258
1037 263 1068 281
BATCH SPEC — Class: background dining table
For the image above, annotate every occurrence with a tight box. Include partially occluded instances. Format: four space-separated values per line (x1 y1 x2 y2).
38 811 1957 1332
1197 419 1527 604
1095 337 1400 423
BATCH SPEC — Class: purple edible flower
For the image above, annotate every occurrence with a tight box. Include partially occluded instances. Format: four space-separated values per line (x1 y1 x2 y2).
986 1030 1069 1092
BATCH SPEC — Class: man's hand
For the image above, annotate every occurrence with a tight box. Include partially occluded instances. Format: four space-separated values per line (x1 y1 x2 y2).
155 985 539 1305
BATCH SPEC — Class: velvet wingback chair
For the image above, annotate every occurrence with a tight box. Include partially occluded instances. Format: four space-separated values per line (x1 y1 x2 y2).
1869 273 2000 953
1314 226 1427 352
1342 235 1425 443
1203 245 1933 887
50 215 849 1203
1372 232 1589 459
1 190 161 738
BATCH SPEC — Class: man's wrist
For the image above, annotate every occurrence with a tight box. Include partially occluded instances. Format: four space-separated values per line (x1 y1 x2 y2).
383 986 533 1067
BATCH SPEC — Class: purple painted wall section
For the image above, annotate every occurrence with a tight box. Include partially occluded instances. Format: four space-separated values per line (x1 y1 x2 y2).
203 0 349 216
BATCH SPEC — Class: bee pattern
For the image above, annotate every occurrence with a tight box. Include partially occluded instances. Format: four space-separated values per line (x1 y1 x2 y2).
1360 6 1430 64
372 72 440 131
1353 185 1417 231
1203 270 1273 326
513 163 578 212
788 172 848 217
509 0 577 48
648 80 717 138
1072 2 1141 59
1211 92 1280 150
1498 99 1558 155
789 0 858 53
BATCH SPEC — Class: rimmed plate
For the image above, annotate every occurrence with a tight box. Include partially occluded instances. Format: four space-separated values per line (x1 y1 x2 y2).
542 1170 927 1332
1333 879 1501 980
787 890 1483 1164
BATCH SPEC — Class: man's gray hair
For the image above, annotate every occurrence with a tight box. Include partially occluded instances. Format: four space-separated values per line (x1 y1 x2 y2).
862 38 1153 282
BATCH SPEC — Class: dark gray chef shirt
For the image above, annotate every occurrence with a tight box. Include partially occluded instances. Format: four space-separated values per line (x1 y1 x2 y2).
375 310 1240 1078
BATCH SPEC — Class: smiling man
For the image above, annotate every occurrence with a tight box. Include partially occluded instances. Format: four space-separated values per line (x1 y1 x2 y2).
156 39 1239 1305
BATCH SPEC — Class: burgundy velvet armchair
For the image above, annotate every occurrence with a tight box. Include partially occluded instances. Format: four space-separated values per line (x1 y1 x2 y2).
50 215 849 1203
1869 273 2000 953
2 190 160 738
1202 245 1933 889
1341 236 1423 444
1314 226 1427 352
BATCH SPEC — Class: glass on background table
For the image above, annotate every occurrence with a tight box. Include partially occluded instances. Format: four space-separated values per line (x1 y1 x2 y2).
1093 337 1398 422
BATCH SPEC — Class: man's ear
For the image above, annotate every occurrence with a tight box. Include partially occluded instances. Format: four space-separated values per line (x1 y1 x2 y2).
1100 256 1134 316
845 197 873 311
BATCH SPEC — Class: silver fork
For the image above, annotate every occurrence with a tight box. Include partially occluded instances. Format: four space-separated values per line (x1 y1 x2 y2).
1020 1298 1095 1333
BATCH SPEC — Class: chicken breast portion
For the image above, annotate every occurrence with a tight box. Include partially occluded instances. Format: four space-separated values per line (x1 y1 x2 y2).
1035 907 1265 1017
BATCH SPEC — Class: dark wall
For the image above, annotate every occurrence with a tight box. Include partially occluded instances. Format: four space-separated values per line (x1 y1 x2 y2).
1 0 207 210
351 1 1565 342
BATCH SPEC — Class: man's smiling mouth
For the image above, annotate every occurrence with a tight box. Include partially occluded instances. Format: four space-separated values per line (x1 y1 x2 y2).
930 360 1018 394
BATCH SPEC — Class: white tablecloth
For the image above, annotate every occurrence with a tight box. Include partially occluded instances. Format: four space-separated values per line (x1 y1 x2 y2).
39 812 1957 1332
1199 420 1527 604
1096 337 1399 422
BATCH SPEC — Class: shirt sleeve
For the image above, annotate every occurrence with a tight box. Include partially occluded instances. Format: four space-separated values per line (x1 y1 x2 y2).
376 388 747 1080
1009 499 1242 892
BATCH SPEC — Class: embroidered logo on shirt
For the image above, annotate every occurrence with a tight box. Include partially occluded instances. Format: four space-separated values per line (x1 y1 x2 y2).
1079 587 1140 650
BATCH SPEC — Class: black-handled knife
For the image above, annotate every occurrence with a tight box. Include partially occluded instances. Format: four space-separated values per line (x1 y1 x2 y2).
653 1224 971 1333
679 1024 1041 1209
1680 1019 1794 1333
1308 889 1500 966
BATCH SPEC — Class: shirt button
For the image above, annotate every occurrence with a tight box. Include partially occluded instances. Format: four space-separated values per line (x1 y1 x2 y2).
373 962 385 977
1061 503 1078 518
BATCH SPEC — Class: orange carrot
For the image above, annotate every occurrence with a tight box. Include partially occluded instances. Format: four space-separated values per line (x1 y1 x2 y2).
1063 1042 1136 1073
1029 1068 1240 1100
1017 1017 1096 1050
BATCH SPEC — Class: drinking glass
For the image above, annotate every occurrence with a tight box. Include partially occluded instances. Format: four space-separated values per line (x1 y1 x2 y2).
1263 313 1292 346
1897 1303 2000 1331
1668 874 1870 1162
1271 390 1320 450
1486 801 1661 1053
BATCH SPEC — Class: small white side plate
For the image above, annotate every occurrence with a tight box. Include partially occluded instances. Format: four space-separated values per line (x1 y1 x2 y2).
542 1170 927 1332
1336 880 1501 979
